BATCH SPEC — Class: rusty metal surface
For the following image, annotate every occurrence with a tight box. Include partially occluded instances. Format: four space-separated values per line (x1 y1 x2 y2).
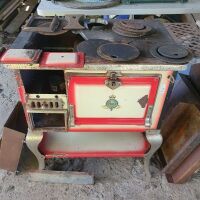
166 145 200 184
161 103 200 174
97 43 140 62
78 20 194 65
112 20 152 38
150 44 193 64
9 20 189 68
23 15 85 36
76 39 110 58
0 102 27 172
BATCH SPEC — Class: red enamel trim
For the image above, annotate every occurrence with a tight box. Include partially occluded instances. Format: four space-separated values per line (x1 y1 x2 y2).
44 152 146 158
39 142 150 159
68 76 159 126
18 86 26 104
69 127 146 132
0 49 41 64
24 109 30 126
39 52 85 68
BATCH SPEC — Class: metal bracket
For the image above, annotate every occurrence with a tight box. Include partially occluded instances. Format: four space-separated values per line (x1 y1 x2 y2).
26 129 45 170
145 105 154 127
144 130 163 181
22 15 85 35
105 71 121 90
68 104 75 127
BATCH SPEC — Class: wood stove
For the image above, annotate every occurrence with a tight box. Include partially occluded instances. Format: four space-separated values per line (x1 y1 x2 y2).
0 19 193 179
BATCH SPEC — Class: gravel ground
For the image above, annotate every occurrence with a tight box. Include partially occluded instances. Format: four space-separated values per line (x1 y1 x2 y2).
0 65 200 200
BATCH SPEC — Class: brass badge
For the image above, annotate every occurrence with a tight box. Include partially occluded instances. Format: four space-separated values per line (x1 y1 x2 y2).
104 95 120 111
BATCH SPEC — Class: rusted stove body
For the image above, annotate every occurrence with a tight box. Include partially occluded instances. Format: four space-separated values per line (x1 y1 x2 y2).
0 19 189 178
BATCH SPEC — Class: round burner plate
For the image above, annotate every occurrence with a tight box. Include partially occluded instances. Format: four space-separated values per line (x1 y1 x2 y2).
77 39 110 58
150 44 193 64
112 20 152 38
157 44 189 59
97 43 140 62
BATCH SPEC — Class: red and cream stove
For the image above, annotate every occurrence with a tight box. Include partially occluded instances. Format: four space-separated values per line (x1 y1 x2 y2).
0 19 192 178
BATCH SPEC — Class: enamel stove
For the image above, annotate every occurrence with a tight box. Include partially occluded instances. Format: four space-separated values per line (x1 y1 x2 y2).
0 19 193 179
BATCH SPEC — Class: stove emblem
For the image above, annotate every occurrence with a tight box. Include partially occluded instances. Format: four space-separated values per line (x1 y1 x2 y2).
104 95 120 111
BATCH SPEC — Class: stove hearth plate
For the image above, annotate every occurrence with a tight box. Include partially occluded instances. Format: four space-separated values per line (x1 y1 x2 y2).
112 20 152 38
77 39 110 58
150 44 193 64
97 43 140 62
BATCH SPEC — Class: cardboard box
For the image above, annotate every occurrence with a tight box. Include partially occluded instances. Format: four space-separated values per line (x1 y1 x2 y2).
0 102 27 172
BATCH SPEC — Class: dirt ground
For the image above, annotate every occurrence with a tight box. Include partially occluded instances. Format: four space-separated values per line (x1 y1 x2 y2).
0 66 200 200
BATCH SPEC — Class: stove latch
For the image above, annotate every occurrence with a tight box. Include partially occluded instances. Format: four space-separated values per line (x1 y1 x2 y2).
105 72 121 90
145 105 154 127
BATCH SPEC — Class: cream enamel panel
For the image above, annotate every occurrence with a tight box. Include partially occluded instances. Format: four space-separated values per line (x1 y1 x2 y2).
45 53 78 64
75 84 151 118
41 132 146 152
66 70 173 131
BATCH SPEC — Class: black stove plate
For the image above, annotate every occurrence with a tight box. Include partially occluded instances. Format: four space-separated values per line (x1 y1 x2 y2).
77 39 110 58
97 43 140 62
150 44 193 64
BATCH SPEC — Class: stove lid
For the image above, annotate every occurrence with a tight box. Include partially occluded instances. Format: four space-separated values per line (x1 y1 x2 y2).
97 43 140 62
76 39 110 58
112 20 152 38
150 44 193 64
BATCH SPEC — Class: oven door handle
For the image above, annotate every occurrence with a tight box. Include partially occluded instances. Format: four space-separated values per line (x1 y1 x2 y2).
145 105 154 127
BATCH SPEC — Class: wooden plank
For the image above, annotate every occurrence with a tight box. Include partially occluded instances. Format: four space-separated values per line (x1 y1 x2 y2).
28 170 94 185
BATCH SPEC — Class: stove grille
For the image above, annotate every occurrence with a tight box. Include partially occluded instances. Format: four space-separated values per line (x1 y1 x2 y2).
165 23 200 57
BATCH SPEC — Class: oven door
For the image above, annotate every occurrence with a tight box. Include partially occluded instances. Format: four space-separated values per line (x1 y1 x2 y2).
68 74 160 128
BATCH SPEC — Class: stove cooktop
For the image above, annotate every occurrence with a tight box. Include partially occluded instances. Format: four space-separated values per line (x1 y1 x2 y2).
78 20 193 64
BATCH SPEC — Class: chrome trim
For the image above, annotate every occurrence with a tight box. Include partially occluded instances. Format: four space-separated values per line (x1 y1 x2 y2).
145 105 154 127
144 130 163 180
69 105 75 127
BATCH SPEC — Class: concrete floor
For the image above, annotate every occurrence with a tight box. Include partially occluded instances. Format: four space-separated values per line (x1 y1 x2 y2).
0 66 200 200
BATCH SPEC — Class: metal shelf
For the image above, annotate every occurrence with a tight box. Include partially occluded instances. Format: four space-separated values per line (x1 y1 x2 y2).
37 0 200 16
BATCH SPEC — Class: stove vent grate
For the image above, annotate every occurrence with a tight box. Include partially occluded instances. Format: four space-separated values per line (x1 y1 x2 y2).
165 23 200 57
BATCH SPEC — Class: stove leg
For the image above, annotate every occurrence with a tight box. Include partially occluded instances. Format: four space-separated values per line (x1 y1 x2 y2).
144 130 163 181
26 129 45 170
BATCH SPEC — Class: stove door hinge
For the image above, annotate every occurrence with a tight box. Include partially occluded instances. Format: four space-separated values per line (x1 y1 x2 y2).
105 71 122 90
68 105 75 127
145 105 154 127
